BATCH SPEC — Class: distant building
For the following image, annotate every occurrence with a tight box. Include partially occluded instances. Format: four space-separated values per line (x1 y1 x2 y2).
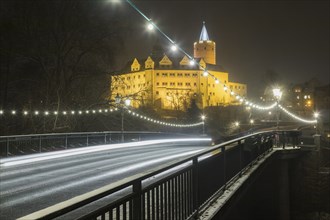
285 78 321 115
110 22 247 111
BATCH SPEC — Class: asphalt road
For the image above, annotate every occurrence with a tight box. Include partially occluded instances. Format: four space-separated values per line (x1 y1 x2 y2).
0 139 210 219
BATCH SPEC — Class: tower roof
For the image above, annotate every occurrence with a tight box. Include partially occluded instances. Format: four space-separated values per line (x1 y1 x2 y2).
199 21 210 41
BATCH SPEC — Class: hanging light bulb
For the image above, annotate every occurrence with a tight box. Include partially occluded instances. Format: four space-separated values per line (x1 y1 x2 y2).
171 44 177 51
203 71 208 77
147 22 154 30
215 79 219 84
189 59 195 65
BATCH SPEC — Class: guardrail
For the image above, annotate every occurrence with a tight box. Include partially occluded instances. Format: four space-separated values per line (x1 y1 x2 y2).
20 130 302 220
0 131 189 157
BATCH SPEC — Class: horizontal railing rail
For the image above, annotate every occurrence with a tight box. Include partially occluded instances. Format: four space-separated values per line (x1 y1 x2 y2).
19 130 302 220
0 131 192 157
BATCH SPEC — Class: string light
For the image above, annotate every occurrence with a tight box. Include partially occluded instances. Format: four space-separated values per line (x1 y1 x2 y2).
127 109 203 127
171 44 177 51
278 104 316 124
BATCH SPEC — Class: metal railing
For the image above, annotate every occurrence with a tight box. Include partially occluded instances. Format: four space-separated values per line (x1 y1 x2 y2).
21 130 302 220
0 131 189 157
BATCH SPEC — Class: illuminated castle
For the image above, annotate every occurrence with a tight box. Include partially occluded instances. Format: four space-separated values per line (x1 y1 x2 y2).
110 22 247 111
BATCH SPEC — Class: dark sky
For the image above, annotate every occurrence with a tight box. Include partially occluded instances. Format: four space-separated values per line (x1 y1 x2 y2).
114 0 329 96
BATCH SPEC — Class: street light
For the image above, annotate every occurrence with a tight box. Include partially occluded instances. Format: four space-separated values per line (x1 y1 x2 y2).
201 114 206 135
250 119 254 130
115 93 131 142
314 112 320 134
273 88 282 130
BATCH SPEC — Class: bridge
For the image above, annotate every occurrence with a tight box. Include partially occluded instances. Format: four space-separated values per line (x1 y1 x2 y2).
1 127 327 220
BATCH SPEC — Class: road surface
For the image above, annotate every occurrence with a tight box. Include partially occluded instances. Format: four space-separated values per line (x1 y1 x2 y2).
0 138 211 219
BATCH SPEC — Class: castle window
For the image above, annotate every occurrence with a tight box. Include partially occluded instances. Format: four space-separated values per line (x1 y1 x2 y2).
185 73 190 77
162 82 168 86
138 75 140 79
177 73 183 77
127 77 130 80
144 74 146 77
178 83 183 86
162 73 168 77
201 83 204 86
170 73 175 77
204 47 206 50
225 80 227 83
186 83 191 86
230 85 233 89
156 73 160 76
127 86 130 89
170 82 175 86
115 87 118 90
193 73 198 77
156 91 159 95
213 92 215 95
213 84 215 88
156 82 159 86
194 83 197 86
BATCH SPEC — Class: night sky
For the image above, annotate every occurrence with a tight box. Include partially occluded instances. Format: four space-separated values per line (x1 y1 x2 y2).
114 1 329 96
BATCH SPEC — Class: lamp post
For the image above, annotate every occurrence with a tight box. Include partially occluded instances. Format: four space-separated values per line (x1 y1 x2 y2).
273 88 282 130
314 112 319 134
201 114 206 135
115 94 131 142
234 121 240 134
250 119 254 130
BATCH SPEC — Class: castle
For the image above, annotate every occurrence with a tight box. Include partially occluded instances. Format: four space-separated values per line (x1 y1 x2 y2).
110 22 247 111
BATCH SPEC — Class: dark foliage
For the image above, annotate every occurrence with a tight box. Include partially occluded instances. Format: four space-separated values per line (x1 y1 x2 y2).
0 0 129 134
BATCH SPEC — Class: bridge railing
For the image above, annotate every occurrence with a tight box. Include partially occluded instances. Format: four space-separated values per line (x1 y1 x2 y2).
0 131 189 157
22 130 301 220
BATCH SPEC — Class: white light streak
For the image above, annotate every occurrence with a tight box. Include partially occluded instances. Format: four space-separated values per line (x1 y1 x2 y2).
0 138 211 167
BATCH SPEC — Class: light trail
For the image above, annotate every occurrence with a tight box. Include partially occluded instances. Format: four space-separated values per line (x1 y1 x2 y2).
0 138 211 167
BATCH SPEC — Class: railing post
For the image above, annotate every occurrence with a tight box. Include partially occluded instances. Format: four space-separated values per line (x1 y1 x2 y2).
192 157 199 218
104 134 106 144
6 137 9 157
39 136 42 153
65 135 68 149
86 134 89 147
238 140 243 177
132 181 142 220
257 136 261 160
221 146 226 189
282 131 285 149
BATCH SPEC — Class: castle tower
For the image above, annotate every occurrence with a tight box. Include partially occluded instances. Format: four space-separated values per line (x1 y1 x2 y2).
193 22 216 65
